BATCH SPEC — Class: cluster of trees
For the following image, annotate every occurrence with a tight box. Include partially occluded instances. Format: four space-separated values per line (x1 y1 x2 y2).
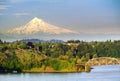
0 39 120 72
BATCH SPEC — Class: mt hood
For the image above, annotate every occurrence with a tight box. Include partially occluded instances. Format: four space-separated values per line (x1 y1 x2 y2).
8 17 78 34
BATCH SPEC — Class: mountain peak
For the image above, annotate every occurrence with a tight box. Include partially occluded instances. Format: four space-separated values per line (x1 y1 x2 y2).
33 17 41 21
34 17 39 19
7 17 79 34
30 17 43 23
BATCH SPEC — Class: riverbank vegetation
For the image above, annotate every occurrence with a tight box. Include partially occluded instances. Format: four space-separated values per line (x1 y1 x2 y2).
0 39 120 73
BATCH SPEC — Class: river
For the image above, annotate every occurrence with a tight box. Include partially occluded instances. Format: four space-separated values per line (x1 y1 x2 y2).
0 65 120 81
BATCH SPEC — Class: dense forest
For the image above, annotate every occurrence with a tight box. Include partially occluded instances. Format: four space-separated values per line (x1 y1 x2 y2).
0 39 120 72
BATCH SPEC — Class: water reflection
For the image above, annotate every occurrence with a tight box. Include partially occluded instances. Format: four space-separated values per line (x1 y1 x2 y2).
0 65 120 81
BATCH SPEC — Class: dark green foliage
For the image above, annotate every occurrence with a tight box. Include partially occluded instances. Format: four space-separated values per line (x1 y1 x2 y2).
0 39 3 44
27 42 34 49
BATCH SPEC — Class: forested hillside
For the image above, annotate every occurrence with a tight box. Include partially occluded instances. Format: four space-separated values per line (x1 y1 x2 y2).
0 39 120 72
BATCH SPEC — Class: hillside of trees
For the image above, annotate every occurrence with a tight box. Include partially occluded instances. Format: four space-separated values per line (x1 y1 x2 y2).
0 39 120 73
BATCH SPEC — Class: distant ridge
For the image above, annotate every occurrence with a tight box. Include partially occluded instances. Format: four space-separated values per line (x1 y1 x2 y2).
19 39 64 43
7 17 79 34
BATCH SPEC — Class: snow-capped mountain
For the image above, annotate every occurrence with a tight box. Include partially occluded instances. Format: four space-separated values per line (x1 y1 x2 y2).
8 17 79 34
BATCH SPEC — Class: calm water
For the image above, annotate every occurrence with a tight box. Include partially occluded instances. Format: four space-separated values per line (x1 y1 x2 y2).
0 65 120 81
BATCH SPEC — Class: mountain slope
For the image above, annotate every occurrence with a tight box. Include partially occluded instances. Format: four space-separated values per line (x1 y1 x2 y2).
7 17 79 34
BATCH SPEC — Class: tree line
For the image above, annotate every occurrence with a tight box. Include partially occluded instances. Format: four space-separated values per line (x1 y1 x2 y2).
0 39 120 72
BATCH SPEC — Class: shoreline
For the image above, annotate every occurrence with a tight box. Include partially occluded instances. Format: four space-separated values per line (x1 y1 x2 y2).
22 70 86 73
0 70 86 73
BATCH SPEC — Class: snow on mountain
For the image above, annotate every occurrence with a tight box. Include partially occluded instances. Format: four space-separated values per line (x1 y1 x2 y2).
7 17 79 34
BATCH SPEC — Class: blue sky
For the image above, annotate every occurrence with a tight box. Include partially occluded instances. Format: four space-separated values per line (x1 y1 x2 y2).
0 0 120 35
